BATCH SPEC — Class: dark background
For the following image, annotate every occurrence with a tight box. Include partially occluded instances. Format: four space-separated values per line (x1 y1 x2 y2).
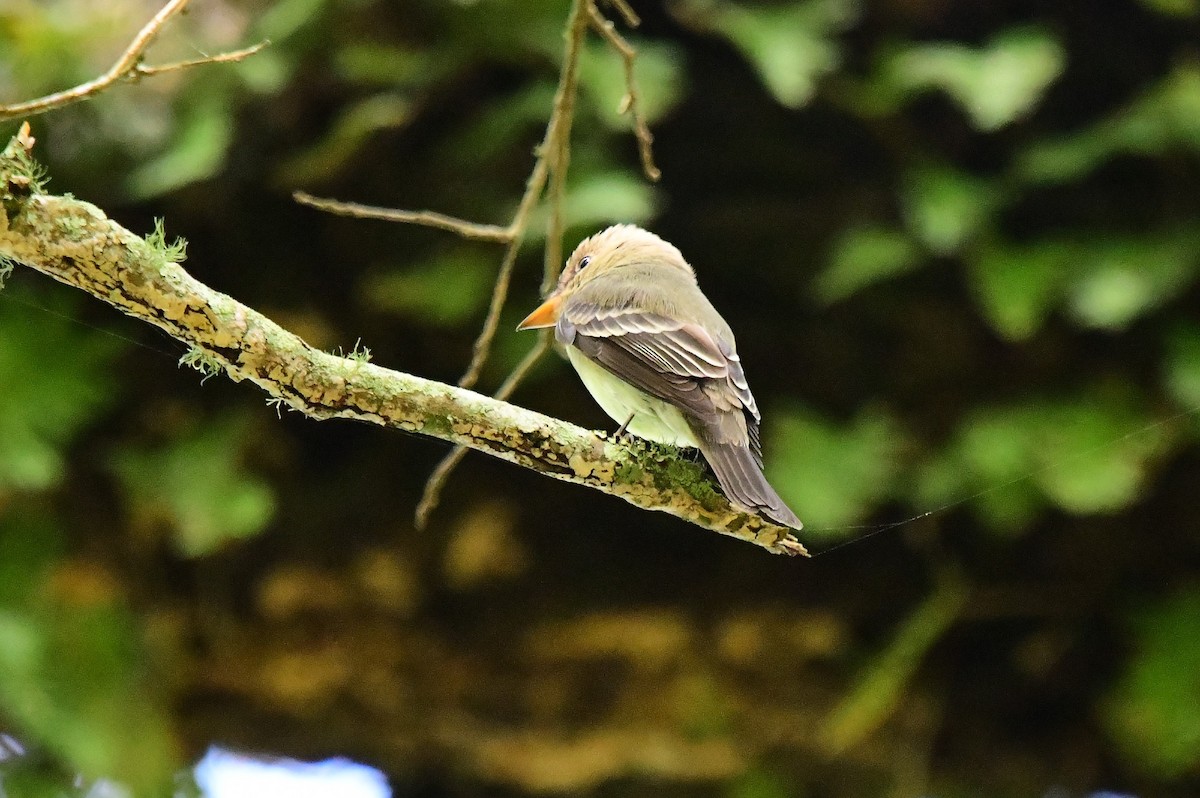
2 0 1200 795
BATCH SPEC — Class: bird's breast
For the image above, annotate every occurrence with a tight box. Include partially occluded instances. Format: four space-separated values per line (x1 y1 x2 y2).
565 347 700 448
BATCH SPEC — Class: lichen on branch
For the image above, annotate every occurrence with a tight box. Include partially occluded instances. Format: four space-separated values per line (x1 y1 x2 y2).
0 130 806 557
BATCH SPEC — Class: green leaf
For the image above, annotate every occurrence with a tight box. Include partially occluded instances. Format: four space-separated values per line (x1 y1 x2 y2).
110 416 277 556
728 767 791 798
362 247 495 327
900 165 1003 255
968 240 1069 341
1018 64 1200 184
1106 587 1200 777
1164 323 1200 408
527 169 659 234
822 575 967 752
969 228 1200 340
1065 232 1199 330
882 27 1065 131
0 512 63 606
766 405 904 534
815 224 921 303
1138 0 1200 14
0 290 123 490
673 0 860 108
126 90 234 199
919 392 1173 532
278 93 411 184
0 513 176 792
579 39 685 128
1032 400 1165 513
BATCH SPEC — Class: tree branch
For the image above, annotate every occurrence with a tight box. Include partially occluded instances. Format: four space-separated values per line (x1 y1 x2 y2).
0 131 806 557
588 3 661 182
413 0 593 525
0 0 267 123
291 192 515 243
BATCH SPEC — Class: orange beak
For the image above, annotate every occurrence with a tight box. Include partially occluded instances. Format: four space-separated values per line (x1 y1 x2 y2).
516 293 563 331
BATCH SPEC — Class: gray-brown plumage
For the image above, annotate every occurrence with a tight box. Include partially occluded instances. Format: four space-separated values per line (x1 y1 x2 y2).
517 224 802 529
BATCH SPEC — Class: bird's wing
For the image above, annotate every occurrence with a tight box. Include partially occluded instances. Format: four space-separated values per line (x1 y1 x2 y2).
557 300 762 457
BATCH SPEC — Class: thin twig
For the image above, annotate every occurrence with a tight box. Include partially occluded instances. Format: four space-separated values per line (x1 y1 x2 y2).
587 3 661 182
542 4 588 288
458 0 591 389
136 41 270 77
414 0 592 526
293 191 515 243
604 0 642 27
0 137 804 553
0 0 264 122
459 157 549 388
414 332 555 529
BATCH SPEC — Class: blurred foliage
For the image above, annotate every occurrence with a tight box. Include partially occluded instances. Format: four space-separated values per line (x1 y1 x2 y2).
110 414 277 556
3 0 1200 796
917 391 1174 532
872 27 1065 131
0 513 175 795
0 289 123 490
767 404 903 532
1107 587 1200 778
674 0 860 109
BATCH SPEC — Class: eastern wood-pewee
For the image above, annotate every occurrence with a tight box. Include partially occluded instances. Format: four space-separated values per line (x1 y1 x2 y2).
518 224 803 529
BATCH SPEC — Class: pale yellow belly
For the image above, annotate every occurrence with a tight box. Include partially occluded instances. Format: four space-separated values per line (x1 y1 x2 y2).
566 347 699 448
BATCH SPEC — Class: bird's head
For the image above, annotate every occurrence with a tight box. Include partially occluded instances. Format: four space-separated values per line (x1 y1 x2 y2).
516 224 692 330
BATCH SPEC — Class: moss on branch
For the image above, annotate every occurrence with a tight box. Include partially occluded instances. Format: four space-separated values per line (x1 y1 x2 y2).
0 130 806 556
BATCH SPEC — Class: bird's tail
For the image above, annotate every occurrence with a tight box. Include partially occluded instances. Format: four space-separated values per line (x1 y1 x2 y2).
699 440 803 529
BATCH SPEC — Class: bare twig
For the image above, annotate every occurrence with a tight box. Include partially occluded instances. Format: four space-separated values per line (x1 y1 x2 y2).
459 0 591 389
542 2 589 290
604 0 642 28
0 134 806 556
293 0 660 525
588 3 661 182
136 41 271 77
0 0 266 122
412 0 594 525
292 192 515 243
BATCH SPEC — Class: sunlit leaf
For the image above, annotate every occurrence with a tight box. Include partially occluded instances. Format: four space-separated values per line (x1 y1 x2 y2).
579 39 685 128
1106 587 1200 777
882 27 1064 131
968 240 1068 341
1066 232 1199 330
673 0 860 108
969 229 1200 339
1018 64 1200 184
766 405 904 533
530 169 658 232
815 224 921 303
110 416 276 556
0 289 123 490
919 392 1173 532
901 165 1003 255
126 90 234 199
362 247 495 327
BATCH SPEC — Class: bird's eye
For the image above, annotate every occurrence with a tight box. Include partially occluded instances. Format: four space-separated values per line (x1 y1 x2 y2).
578 255 592 270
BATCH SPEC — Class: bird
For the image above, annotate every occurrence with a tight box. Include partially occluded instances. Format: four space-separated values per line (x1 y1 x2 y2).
516 224 802 529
